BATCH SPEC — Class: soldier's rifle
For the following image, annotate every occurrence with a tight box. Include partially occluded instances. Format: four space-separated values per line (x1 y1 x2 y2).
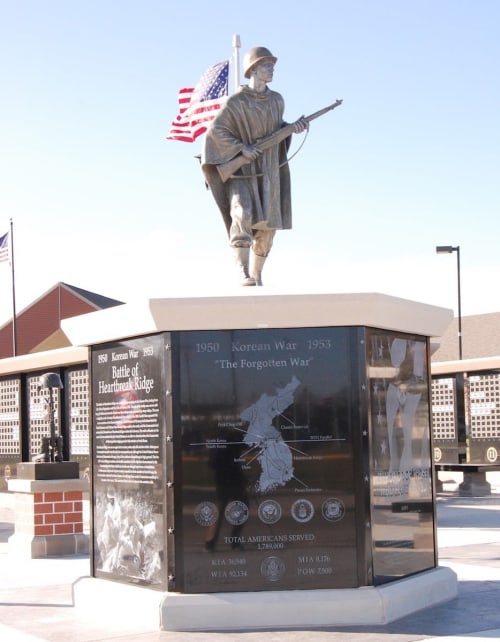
217 99 343 182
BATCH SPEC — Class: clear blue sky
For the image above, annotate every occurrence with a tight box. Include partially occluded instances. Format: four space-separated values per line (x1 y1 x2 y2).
1 0 499 324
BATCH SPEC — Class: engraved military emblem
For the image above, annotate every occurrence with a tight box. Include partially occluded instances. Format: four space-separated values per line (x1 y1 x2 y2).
260 556 286 582
225 500 249 526
486 446 498 463
322 497 345 522
291 498 314 523
194 501 218 527
258 499 282 524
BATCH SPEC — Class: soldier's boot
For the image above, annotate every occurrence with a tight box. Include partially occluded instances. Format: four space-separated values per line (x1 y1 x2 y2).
250 252 267 286
233 247 256 286
33 436 51 463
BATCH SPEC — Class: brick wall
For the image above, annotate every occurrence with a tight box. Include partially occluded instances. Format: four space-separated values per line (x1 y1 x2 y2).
15 489 84 537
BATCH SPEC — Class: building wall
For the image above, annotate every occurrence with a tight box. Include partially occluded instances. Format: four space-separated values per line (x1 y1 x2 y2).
0 285 98 358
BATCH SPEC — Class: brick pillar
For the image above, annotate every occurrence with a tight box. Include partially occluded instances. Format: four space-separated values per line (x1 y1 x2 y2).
8 478 89 558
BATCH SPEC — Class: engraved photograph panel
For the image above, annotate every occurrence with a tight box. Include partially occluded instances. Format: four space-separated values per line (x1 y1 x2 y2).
367 330 436 584
91 334 168 588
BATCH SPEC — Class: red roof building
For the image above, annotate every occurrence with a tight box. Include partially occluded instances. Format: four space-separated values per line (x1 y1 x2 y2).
0 282 123 358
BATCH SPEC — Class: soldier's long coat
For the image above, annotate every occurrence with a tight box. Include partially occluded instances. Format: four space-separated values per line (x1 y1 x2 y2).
201 86 292 235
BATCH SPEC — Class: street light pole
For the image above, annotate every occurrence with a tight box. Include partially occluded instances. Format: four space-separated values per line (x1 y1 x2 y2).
436 245 462 360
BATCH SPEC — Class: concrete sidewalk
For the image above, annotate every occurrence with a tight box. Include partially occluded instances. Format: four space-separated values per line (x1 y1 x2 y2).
0 483 499 641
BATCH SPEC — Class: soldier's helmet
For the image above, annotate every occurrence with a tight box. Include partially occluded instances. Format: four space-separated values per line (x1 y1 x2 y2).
243 46 277 79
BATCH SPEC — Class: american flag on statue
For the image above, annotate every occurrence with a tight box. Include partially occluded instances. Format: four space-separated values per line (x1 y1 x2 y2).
0 232 9 263
167 60 229 143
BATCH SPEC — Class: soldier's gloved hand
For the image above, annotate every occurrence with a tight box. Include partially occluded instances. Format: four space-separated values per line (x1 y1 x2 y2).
292 117 309 134
241 144 262 161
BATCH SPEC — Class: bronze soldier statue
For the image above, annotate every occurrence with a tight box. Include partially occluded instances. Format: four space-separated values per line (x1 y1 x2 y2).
202 47 308 286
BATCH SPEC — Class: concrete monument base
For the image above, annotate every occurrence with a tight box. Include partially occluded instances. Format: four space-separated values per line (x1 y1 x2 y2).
73 566 457 631
64 292 456 630
8 531 89 558
459 471 492 496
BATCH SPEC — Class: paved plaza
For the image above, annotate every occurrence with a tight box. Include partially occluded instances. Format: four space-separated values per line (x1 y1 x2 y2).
0 474 499 642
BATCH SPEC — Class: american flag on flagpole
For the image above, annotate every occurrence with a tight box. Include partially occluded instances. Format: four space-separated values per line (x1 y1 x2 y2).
167 60 229 143
0 231 9 263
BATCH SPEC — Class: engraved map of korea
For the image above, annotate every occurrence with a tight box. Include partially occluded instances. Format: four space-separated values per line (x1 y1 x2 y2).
240 376 301 493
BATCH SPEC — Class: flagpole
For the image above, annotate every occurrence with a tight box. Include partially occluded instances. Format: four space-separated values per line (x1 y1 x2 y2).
9 218 17 356
232 34 241 91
